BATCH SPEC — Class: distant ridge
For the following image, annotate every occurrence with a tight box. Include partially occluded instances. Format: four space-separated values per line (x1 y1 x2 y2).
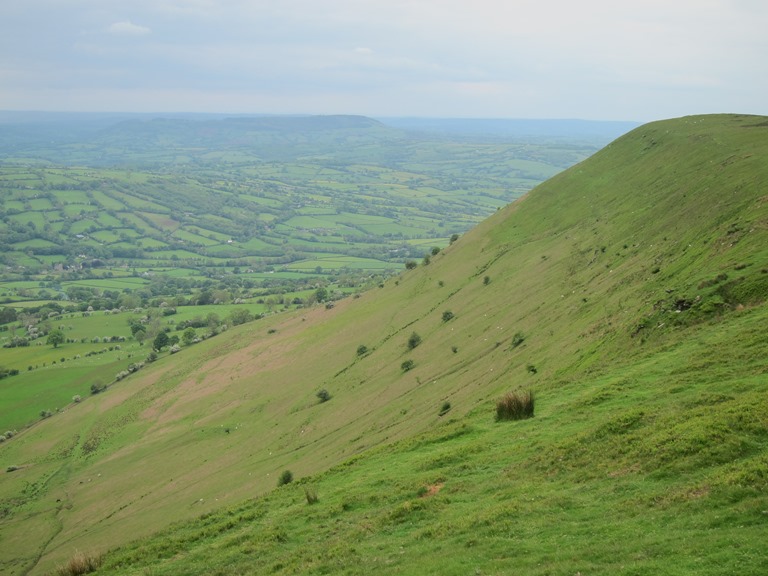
377 116 640 140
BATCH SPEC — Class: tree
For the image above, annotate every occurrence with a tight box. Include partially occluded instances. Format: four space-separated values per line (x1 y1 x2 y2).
182 327 196 346
314 286 328 303
153 331 169 351
47 328 65 348
407 332 422 350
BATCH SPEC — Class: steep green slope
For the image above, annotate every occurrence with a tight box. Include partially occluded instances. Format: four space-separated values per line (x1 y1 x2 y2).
1 114 766 575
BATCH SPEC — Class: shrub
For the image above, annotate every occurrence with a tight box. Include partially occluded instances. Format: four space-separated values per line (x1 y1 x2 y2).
40 409 53 419
304 487 319 505
526 364 538 374
401 359 415 372
72 395 82 403
431 246 440 256
90 383 105 395
277 470 293 486
496 390 535 421
442 310 454 322
511 332 525 348
407 332 422 350
405 260 417 270
54 550 103 576
316 389 331 403
450 233 460 244
7 465 19 472
483 275 491 285
169 344 181 354
356 344 368 356
439 401 451 416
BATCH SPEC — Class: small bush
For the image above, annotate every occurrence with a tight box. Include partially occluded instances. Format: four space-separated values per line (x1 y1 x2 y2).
483 275 491 285
7 465 19 472
407 332 422 350
316 389 331 403
90 382 106 395
401 359 415 372
405 260 417 270
442 310 454 322
55 550 103 576
450 233 459 244
356 344 368 356
72 395 82 403
511 332 525 348
431 246 440 256
526 364 538 375
496 390 535 421
277 470 293 486
439 401 451 416
304 487 319 505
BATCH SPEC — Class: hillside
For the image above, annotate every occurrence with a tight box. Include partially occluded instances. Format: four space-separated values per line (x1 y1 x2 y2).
1 114 767 575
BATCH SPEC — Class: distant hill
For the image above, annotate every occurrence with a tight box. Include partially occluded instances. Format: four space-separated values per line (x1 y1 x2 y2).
1 114 766 575
377 116 640 140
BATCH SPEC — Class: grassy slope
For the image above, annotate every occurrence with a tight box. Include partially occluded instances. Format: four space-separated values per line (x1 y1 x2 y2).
1 114 767 574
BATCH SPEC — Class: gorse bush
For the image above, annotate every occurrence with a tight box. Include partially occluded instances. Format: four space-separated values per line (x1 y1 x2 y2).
277 470 293 486
496 390 535 421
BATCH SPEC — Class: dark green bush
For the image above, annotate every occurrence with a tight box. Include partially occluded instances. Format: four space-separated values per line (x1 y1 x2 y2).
407 332 422 350
356 344 368 356
401 359 415 372
439 401 451 416
316 389 331 403
277 470 293 486
442 310 454 322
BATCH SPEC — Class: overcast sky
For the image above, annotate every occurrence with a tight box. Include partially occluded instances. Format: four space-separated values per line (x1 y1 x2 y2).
1 0 766 121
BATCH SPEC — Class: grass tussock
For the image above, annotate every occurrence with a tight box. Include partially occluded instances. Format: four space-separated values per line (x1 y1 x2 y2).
55 551 103 576
496 390 535 421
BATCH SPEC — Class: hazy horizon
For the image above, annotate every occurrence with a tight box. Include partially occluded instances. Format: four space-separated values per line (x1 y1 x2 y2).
2 1 767 122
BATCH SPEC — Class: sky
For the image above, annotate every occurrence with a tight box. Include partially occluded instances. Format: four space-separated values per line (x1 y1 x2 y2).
1 0 766 121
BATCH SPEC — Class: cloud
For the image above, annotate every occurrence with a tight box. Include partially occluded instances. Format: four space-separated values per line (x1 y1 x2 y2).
108 21 151 36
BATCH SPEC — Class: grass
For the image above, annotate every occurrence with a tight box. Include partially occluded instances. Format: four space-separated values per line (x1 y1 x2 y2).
0 114 766 575
495 389 534 421
54 551 103 576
